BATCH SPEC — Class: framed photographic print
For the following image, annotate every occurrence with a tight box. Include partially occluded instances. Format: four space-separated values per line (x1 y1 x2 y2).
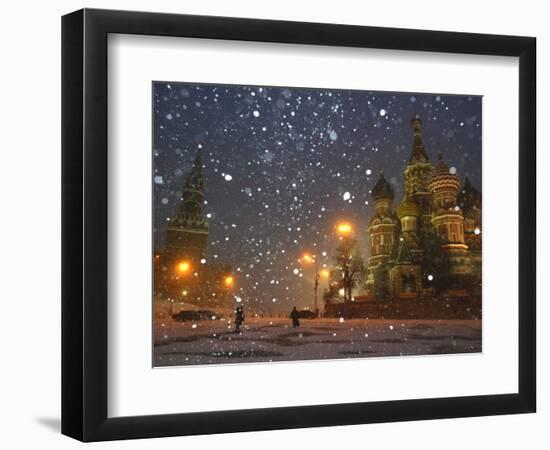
62 8 536 441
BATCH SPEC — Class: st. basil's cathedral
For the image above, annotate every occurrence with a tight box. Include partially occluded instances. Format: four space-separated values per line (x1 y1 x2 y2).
364 115 482 303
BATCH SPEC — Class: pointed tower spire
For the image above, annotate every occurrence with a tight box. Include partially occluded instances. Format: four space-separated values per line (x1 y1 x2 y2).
408 115 430 164
173 149 208 230
163 148 209 266
194 146 202 166
184 147 205 192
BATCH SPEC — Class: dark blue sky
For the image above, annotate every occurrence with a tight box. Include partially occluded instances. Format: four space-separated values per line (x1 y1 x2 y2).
153 82 481 312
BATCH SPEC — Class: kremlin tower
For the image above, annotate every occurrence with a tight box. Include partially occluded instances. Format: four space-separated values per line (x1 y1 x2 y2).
155 150 233 311
163 149 209 267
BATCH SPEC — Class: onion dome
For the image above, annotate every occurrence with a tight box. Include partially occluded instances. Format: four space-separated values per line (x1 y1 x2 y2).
408 115 430 164
396 196 420 219
457 177 482 211
371 171 394 201
426 153 461 194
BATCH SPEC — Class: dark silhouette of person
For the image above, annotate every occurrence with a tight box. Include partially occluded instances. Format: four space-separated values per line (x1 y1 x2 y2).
234 305 245 333
290 306 300 328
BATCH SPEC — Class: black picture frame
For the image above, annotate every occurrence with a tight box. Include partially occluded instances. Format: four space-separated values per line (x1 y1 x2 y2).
62 8 536 442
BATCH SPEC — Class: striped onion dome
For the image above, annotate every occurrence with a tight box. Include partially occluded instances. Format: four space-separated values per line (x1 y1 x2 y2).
426 153 461 194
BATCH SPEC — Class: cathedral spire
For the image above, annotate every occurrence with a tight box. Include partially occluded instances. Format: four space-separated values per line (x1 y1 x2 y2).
408 115 430 164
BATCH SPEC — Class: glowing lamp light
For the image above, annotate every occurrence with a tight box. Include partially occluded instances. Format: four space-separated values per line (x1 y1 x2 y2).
177 261 191 273
337 222 352 235
302 253 314 264
224 275 234 287
320 269 330 278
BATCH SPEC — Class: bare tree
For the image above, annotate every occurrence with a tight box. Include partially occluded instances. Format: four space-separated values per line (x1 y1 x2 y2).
333 237 364 307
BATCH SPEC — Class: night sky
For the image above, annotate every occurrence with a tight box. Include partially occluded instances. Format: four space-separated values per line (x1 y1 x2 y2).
153 82 482 313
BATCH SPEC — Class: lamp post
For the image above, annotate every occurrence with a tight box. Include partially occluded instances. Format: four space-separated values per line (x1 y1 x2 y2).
302 253 329 317
172 260 191 315
336 222 353 318
337 222 352 236
223 275 234 307
301 253 319 316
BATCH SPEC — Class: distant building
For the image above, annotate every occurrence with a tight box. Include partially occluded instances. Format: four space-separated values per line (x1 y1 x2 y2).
154 150 232 311
163 150 209 266
364 115 482 301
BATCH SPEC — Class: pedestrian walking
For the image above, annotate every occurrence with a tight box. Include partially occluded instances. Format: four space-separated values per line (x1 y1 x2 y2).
290 306 300 328
235 304 245 333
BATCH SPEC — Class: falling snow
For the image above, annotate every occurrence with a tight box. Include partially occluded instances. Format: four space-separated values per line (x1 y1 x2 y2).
153 82 482 316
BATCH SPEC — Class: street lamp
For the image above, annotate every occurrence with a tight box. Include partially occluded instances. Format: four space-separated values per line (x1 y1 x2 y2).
224 275 234 288
302 253 314 264
172 260 192 316
301 253 320 316
223 275 234 306
337 222 353 236
177 260 191 274
336 222 354 318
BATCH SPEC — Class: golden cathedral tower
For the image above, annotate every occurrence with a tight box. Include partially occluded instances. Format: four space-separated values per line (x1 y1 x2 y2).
395 115 435 262
366 172 400 298
403 115 434 230
426 154 471 276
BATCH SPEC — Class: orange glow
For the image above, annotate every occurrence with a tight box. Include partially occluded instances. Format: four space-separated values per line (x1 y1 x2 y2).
320 269 330 278
177 261 191 274
337 222 353 235
302 253 314 264
224 275 234 287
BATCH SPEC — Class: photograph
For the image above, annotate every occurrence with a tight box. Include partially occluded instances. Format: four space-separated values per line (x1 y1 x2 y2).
152 82 483 367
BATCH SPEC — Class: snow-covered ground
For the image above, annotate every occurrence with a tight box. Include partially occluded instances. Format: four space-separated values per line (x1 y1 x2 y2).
154 317 481 367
